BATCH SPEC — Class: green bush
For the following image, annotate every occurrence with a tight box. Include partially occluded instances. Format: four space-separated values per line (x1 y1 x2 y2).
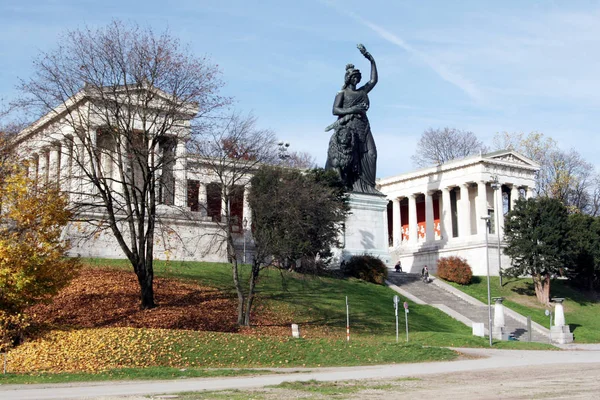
343 255 388 284
437 256 472 285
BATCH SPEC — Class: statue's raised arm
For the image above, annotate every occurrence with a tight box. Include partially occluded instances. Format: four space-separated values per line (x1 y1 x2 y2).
357 44 377 93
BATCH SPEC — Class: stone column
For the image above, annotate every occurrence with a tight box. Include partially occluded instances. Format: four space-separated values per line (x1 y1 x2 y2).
71 135 89 202
198 182 207 216
408 194 418 244
243 184 252 227
38 148 49 187
425 191 434 242
221 186 228 221
524 186 533 199
497 184 506 238
477 181 488 238
392 197 401 246
48 142 61 189
459 184 471 237
173 139 187 207
62 137 74 195
29 155 39 183
510 184 520 211
81 134 97 200
441 187 452 240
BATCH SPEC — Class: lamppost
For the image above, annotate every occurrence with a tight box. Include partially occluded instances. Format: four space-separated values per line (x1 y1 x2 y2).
242 217 248 264
490 176 502 286
481 215 493 347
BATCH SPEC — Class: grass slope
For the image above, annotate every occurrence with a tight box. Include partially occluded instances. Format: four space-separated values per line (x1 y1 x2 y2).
85 258 471 338
3 259 557 384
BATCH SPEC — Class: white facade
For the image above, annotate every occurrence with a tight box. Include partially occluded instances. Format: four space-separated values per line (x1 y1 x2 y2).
378 151 540 276
11 88 249 263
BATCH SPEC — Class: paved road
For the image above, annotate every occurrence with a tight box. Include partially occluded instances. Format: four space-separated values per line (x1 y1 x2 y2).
2 347 599 400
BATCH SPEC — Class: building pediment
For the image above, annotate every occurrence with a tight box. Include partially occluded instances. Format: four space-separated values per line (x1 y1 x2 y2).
483 150 540 169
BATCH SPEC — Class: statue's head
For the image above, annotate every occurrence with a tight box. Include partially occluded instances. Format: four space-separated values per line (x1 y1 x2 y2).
343 64 361 88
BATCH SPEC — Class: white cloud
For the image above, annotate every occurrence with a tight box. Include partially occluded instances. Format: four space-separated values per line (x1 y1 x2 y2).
323 2 484 104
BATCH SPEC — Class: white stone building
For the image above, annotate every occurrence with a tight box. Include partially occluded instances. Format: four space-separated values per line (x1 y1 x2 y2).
11 86 251 263
378 151 540 275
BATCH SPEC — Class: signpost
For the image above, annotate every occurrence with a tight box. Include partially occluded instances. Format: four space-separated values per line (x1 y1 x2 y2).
346 296 350 342
404 301 409 342
393 295 399 342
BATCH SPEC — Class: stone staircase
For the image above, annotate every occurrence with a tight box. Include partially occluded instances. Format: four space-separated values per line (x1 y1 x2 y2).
386 272 549 343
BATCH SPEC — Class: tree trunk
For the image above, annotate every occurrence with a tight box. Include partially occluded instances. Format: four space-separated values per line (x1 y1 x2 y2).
232 261 246 325
532 273 551 306
136 264 156 309
243 263 260 326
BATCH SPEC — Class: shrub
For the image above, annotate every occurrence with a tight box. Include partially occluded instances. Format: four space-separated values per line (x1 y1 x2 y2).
437 256 472 285
0 311 29 352
343 255 388 284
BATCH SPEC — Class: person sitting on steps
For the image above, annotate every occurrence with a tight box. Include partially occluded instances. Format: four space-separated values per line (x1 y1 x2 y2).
394 260 402 273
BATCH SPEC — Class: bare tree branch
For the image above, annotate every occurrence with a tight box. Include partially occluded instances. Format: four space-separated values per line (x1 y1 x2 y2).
12 20 231 309
411 127 488 168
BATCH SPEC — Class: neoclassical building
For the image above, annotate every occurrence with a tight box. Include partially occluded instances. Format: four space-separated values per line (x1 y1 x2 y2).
11 86 540 271
11 86 252 263
378 151 540 276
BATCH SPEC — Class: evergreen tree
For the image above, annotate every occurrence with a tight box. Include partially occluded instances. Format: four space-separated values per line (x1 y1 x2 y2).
503 197 570 305
566 213 600 291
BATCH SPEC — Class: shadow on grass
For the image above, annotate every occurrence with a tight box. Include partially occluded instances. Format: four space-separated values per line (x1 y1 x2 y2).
569 323 582 333
551 281 600 306
512 282 535 296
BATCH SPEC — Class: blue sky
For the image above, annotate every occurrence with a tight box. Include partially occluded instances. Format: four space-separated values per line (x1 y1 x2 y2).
2 0 600 178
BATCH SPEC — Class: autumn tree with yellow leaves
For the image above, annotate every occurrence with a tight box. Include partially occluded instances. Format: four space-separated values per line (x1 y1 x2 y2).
0 157 79 351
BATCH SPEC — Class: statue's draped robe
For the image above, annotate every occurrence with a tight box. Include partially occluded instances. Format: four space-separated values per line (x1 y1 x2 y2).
325 88 378 194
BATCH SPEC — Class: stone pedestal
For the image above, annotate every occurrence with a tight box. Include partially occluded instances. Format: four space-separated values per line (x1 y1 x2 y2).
550 325 573 344
493 326 510 341
336 192 391 265
550 298 573 344
492 297 509 340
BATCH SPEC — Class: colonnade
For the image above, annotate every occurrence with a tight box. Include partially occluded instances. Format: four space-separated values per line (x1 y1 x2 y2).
389 180 533 247
185 179 251 228
26 130 189 208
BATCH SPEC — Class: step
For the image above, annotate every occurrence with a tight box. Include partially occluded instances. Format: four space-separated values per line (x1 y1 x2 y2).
386 272 549 343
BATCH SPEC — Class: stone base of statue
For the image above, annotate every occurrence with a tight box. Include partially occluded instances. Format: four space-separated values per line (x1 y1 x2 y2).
334 192 391 266
493 326 510 341
550 325 574 344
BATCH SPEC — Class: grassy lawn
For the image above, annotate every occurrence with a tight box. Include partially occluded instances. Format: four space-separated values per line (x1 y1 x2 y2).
0 367 276 385
2 259 562 384
84 258 472 338
173 379 420 400
4 327 458 381
443 275 600 343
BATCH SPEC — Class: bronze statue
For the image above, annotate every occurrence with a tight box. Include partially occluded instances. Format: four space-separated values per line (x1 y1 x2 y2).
325 44 379 194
